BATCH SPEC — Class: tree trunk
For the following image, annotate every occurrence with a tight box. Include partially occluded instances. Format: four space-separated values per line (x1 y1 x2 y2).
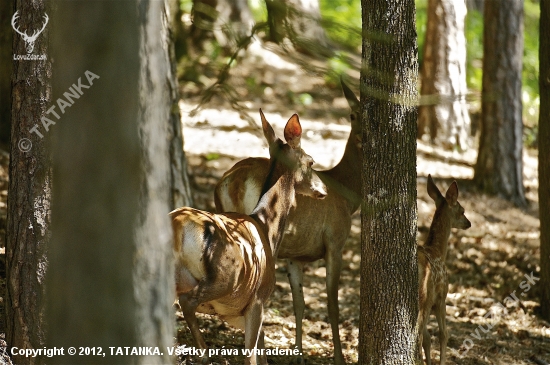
0 0 14 147
133 2 177 362
215 0 253 46
418 0 470 150
360 0 419 363
287 0 328 51
6 1 51 363
266 0 329 55
168 0 194 209
191 0 253 49
473 0 525 206
539 0 550 322
46 1 174 363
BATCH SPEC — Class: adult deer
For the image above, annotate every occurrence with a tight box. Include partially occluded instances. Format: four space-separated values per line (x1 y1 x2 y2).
214 82 361 365
417 175 471 364
172 110 327 365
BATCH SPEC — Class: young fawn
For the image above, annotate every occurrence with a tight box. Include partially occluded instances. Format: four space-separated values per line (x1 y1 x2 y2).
417 175 471 364
214 81 360 365
171 110 327 365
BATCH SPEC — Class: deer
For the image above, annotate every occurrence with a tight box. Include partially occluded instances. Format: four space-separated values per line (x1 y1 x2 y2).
214 81 361 365
11 11 49 54
171 110 327 365
417 175 471 365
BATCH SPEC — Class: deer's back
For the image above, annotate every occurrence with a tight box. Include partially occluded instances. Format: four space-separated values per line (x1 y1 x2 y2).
171 207 275 315
215 158 355 262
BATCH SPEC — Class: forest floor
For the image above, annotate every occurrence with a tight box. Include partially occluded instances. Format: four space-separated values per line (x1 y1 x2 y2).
174 40 550 364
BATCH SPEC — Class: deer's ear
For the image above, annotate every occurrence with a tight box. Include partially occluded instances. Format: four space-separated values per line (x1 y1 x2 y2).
445 181 459 206
260 109 277 146
284 113 302 149
342 78 359 106
427 174 444 204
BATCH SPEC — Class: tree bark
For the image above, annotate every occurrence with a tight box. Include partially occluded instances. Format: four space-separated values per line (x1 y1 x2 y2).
539 0 550 322
360 0 419 363
418 0 470 150
0 0 14 147
6 1 51 363
46 1 174 363
191 0 253 49
133 2 177 362
167 0 194 209
473 0 525 206
266 0 329 55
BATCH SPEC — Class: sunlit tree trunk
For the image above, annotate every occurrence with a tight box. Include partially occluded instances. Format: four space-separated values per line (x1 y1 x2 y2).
360 0 419 363
6 1 51 364
266 0 328 54
418 0 470 150
47 1 174 363
191 0 253 49
539 0 550 322
473 0 525 206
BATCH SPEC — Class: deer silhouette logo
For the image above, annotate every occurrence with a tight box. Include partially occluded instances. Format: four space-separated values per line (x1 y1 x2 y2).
11 11 49 54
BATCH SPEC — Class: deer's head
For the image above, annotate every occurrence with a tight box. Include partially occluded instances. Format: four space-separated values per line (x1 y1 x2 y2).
260 109 327 200
12 11 49 54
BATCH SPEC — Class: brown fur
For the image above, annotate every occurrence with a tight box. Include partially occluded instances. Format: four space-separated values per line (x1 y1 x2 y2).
417 175 471 365
214 81 360 365
172 111 326 365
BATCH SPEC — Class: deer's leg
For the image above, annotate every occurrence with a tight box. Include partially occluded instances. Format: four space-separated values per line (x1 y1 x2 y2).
178 280 232 364
422 327 431 365
435 300 447 365
416 304 430 365
243 299 264 365
257 329 267 365
287 259 306 364
179 292 209 363
325 250 345 365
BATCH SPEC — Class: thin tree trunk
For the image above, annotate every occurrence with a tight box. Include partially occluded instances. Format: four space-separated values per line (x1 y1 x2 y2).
266 0 286 44
360 0 419 363
47 1 174 363
418 0 470 149
539 0 550 322
0 0 14 147
473 0 525 206
6 1 51 363
168 0 194 209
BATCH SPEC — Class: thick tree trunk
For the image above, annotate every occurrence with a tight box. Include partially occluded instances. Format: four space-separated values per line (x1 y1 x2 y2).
46 1 174 363
473 0 525 206
0 0 14 147
539 0 550 322
418 0 470 149
360 0 419 363
6 1 51 364
133 3 177 363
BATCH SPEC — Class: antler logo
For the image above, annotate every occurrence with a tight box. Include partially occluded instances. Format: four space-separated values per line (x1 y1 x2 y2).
11 11 49 54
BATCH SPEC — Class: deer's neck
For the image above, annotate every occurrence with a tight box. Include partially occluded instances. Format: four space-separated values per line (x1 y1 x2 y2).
424 208 452 259
324 136 361 211
250 168 294 259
